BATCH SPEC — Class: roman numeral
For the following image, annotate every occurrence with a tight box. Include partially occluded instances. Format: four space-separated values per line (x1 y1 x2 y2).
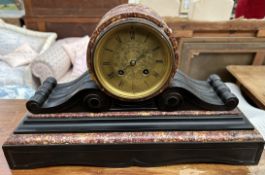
156 59 163 64
132 82 135 93
152 46 160 52
129 27 135 40
118 80 123 87
104 48 114 52
102 61 111 66
144 33 149 43
153 71 160 78
144 80 149 87
107 72 115 79
116 35 122 43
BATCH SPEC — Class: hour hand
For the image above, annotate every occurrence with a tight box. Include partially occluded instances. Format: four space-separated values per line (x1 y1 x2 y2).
121 53 144 71
120 50 150 71
135 52 146 62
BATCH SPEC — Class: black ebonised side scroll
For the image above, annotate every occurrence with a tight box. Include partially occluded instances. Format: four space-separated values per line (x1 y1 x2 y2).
26 70 239 114
27 73 111 114
157 71 239 111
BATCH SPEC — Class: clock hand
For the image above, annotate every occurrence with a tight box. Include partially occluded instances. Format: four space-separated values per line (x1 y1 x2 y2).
120 52 145 71
121 63 131 71
135 52 146 62
120 47 155 71
121 50 149 71
135 47 157 63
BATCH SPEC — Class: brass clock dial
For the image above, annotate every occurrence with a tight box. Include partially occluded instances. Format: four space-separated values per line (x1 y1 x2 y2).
92 19 175 101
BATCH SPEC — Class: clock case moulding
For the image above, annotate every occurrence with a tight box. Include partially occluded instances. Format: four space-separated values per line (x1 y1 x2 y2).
2 4 264 169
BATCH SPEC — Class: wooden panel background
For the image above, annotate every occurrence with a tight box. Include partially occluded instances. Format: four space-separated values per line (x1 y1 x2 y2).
23 2 265 77
25 17 100 38
24 0 128 38
24 0 128 17
178 38 265 81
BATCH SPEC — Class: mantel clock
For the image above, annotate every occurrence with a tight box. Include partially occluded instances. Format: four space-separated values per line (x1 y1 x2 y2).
3 4 264 169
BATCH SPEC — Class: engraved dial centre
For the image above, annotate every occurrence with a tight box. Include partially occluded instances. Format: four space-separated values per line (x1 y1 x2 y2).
130 60 136 66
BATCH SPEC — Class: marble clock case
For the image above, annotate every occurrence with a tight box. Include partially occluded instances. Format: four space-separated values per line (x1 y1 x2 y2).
2 4 264 170
2 70 264 169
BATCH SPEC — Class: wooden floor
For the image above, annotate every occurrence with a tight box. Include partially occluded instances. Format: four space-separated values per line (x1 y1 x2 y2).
0 100 265 175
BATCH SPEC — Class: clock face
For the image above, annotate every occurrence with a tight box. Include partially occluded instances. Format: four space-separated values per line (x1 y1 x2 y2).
93 20 174 100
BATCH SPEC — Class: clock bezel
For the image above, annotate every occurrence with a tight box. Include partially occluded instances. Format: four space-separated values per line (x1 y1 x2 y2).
89 18 176 101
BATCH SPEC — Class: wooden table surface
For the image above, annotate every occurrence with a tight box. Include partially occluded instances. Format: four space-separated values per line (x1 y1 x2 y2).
0 100 265 175
227 65 265 109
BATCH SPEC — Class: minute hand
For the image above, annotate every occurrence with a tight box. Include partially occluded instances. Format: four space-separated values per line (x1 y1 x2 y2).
121 49 153 71
135 53 146 62
135 48 155 62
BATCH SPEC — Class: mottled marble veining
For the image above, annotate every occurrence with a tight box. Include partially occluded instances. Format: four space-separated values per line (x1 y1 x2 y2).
5 129 263 146
28 109 240 119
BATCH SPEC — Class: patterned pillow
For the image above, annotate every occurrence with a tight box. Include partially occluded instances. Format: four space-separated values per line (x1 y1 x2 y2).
31 37 86 83
63 36 89 77
31 42 71 83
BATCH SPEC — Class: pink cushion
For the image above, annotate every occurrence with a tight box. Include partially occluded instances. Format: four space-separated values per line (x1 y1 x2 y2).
63 36 89 77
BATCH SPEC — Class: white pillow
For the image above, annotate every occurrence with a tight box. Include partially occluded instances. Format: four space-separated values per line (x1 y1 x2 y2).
0 21 57 55
63 36 89 77
140 0 180 17
0 43 38 67
188 0 234 21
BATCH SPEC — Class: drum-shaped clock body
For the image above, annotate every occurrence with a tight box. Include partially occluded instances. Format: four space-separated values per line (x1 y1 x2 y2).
87 4 178 101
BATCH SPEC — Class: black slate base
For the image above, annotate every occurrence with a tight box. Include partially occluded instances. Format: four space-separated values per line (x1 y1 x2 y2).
3 109 265 169
3 141 264 169
15 110 253 133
